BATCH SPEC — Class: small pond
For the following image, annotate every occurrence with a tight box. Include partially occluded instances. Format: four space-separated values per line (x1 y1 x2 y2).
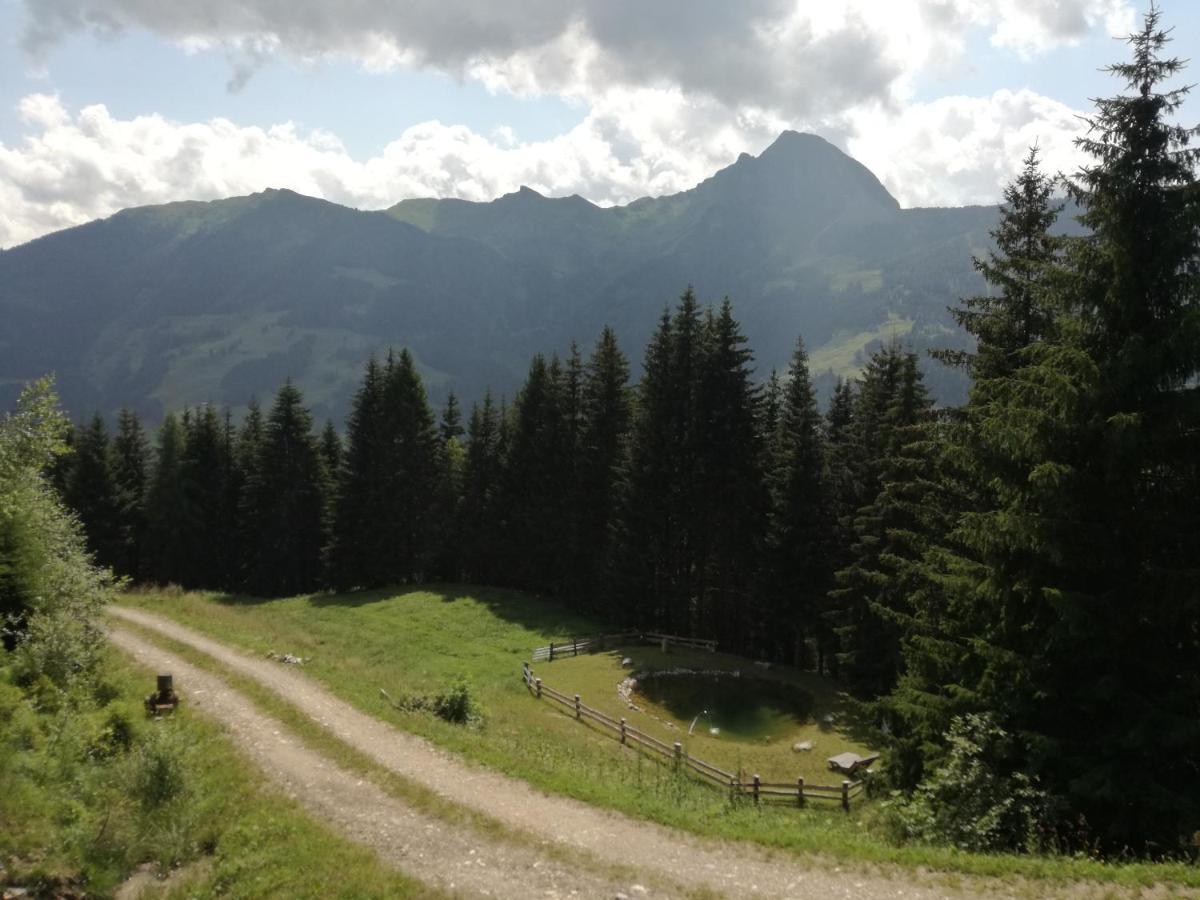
633 671 814 742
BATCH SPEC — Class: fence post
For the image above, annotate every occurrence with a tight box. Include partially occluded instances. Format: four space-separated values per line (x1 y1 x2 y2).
522 662 529 685
673 741 682 769
842 780 850 813
753 774 761 805
574 693 581 719
535 677 542 699
797 776 805 808
619 717 627 744
549 642 555 662
661 636 668 653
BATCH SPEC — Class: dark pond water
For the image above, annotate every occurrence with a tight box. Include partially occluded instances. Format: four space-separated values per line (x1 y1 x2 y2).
633 672 814 741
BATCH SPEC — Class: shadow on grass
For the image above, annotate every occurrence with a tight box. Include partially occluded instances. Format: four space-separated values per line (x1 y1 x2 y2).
206 581 604 642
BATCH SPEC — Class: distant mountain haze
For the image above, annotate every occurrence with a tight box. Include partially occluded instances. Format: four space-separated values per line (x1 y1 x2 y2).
0 131 1005 422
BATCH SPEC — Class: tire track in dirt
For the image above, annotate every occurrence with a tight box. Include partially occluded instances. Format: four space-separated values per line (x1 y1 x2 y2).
109 626 657 899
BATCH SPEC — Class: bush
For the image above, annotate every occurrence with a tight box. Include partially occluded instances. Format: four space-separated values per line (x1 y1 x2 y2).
386 678 481 725
128 722 189 809
432 679 477 724
884 713 1052 854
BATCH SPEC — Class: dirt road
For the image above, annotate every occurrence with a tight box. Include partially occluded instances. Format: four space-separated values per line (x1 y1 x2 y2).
110 606 1177 900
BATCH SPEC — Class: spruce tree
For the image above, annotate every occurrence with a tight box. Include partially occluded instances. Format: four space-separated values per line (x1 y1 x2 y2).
329 358 389 589
1027 10 1198 846
145 413 189 585
179 404 231 588
380 349 440 583
319 420 343 476
458 392 504 584
575 326 632 611
232 398 265 588
893 10 1200 848
885 149 1066 788
439 392 464 443
63 414 121 571
694 300 766 650
110 408 149 581
498 353 573 594
762 337 833 667
244 382 327 596
828 345 932 697
618 306 681 629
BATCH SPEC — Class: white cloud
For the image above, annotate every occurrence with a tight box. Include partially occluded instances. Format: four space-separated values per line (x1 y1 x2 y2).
0 86 1096 248
2 0 1138 245
19 0 1136 110
0 90 788 247
847 89 1088 206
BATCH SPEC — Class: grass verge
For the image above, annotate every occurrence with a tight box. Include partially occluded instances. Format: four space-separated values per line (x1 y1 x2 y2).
0 645 437 899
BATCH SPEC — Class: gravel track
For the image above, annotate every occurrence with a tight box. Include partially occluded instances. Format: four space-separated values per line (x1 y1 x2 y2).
109 626 644 899
110 605 1179 900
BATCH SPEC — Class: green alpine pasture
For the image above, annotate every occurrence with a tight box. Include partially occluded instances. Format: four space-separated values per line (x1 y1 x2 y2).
119 585 1200 890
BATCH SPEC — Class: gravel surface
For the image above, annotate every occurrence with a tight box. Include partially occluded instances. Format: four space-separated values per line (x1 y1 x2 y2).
109 627 643 899
109 606 1186 900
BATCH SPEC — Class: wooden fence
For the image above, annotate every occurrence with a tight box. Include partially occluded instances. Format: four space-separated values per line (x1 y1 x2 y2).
521 662 864 811
531 630 716 663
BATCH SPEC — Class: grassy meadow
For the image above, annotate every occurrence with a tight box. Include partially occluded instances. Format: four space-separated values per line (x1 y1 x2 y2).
115 585 1200 890
0 647 435 899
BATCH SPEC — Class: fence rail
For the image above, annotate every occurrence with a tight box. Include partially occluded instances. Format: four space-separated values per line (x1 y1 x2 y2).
531 630 715 663
521 661 863 812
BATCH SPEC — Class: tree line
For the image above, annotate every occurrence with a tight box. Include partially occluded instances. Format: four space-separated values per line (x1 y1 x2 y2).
45 13 1198 855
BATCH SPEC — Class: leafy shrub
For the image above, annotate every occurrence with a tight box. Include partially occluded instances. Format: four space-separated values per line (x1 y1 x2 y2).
884 713 1052 853
432 679 477 724
386 679 481 725
92 708 136 758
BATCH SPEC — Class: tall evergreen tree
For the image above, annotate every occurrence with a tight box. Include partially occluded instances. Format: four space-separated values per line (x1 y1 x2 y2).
935 146 1064 379
498 353 574 594
110 408 149 581
439 392 464 443
319 420 343 476
762 338 833 666
231 398 265 588
244 382 327 596
694 300 766 649
379 349 440 583
829 345 932 697
619 305 682 629
63 414 121 571
574 326 632 610
893 10 1200 848
885 149 1067 788
329 358 389 589
458 392 505 584
145 413 189 584
179 404 232 588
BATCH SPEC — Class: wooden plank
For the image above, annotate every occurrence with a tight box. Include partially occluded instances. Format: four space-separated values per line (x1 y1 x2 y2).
686 757 735 781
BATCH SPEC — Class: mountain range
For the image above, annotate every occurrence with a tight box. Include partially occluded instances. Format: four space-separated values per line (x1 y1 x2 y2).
0 131 1003 423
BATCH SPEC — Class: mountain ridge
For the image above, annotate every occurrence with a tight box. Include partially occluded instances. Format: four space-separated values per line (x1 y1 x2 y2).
0 131 995 422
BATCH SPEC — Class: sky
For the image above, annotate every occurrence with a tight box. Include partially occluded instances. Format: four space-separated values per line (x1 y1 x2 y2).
0 0 1197 249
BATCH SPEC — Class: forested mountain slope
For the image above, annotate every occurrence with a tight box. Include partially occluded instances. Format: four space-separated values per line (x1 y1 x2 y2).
0 131 1000 421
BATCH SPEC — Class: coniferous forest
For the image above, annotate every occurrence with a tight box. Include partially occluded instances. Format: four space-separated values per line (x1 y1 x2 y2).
32 13 1200 856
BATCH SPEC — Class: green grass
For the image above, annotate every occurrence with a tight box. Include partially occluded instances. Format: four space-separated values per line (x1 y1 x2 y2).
0 648 437 899
808 313 915 377
117 585 1200 890
539 644 875 785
